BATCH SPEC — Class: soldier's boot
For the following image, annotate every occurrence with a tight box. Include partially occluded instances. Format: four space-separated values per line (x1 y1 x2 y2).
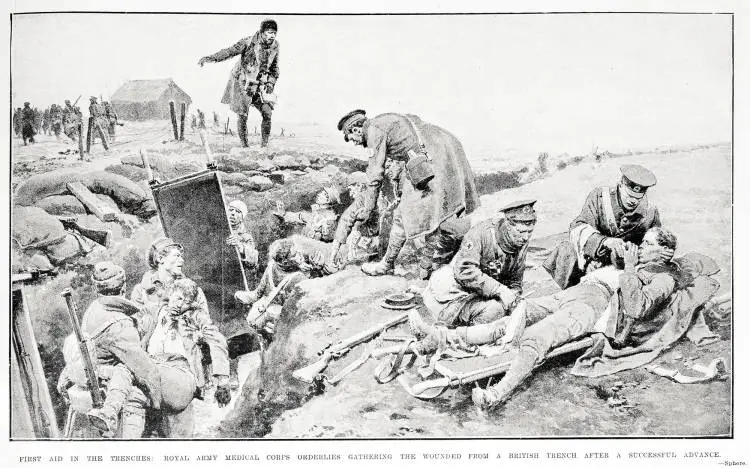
471 345 538 410
362 228 404 276
237 115 249 147
260 119 271 148
120 391 149 438
87 407 118 438
408 310 470 354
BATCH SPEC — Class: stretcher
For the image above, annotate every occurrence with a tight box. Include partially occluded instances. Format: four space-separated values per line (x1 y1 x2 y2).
145 135 249 337
377 337 594 400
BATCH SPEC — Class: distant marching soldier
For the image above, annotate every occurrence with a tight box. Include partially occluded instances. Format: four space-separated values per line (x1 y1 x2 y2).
103 101 119 142
13 107 21 137
21 102 36 145
88 96 109 148
63 100 83 142
42 107 51 135
50 104 64 140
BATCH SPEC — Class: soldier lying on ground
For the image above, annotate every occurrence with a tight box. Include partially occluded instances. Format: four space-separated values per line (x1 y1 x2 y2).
409 227 679 409
147 278 232 405
272 186 340 243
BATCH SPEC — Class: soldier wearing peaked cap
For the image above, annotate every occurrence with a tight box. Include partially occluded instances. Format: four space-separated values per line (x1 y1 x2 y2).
543 164 664 289
420 200 538 327
337 109 480 280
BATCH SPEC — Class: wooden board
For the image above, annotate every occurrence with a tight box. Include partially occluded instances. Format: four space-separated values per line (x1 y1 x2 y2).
11 283 60 439
150 170 249 335
66 181 118 222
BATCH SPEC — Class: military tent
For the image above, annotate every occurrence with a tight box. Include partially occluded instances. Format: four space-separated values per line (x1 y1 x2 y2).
111 79 192 121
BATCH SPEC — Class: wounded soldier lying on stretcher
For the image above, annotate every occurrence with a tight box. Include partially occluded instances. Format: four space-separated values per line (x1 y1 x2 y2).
408 226 679 410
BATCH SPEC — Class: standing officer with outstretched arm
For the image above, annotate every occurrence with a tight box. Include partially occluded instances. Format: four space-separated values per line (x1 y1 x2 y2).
199 19 279 148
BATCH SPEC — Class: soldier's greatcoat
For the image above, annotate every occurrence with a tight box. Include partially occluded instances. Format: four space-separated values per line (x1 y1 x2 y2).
205 31 279 115
543 186 661 289
360 113 479 240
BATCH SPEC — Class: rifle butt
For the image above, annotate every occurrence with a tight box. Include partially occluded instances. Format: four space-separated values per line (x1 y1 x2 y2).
292 356 331 383
81 228 111 248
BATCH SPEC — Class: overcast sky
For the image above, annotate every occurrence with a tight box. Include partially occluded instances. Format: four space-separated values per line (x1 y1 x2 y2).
11 13 731 155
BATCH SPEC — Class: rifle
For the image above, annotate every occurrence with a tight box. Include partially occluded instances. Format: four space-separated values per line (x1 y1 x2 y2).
61 289 103 408
292 312 409 383
58 217 111 247
72 95 82 107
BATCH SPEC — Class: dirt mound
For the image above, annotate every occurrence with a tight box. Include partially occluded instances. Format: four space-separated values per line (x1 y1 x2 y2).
219 268 410 437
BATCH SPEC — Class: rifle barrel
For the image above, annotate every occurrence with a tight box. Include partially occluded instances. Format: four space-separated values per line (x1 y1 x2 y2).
61 289 85 342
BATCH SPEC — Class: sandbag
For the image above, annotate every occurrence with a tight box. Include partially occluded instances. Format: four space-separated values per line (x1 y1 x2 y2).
12 246 54 273
36 195 86 216
14 170 153 216
45 233 94 265
105 163 151 182
95 194 120 213
12 206 67 249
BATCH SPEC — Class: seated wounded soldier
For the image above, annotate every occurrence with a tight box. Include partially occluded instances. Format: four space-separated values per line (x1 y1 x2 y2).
147 278 232 406
56 262 164 436
235 238 328 333
225 200 260 274
410 227 680 409
272 186 340 242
